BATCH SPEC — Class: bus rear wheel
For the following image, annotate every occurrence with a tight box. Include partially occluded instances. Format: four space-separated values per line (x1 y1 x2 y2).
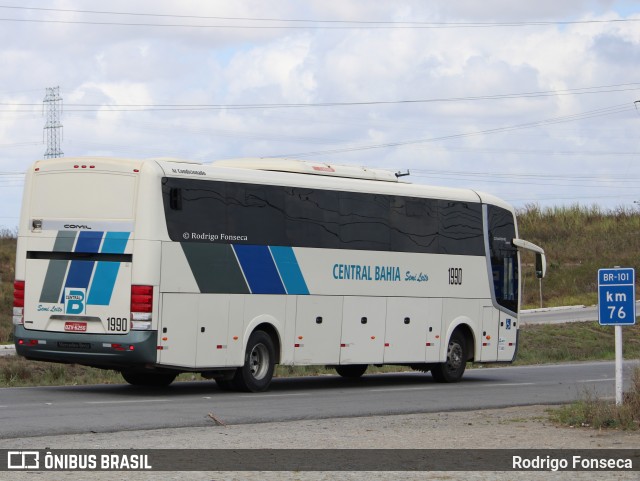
233 330 275 392
121 370 177 387
335 364 368 378
431 331 467 383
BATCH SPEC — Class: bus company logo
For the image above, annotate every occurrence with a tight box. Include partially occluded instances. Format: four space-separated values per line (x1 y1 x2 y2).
8 451 40 470
64 288 86 315
63 224 93 230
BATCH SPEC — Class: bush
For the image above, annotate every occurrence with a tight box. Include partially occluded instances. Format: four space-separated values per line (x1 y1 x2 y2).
551 368 640 430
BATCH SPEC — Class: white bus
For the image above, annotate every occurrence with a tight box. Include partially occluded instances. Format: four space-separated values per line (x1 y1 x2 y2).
13 156 546 391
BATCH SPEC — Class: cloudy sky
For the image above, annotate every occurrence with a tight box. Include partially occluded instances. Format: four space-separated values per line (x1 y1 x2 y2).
1 0 639 230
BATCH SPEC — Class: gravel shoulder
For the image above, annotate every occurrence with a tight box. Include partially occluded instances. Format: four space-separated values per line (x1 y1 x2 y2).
2 404 639 481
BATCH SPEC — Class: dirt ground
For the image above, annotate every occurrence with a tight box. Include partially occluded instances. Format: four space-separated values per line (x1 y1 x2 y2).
1 404 639 480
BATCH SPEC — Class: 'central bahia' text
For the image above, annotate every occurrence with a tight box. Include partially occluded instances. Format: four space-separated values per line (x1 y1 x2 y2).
333 264 401 282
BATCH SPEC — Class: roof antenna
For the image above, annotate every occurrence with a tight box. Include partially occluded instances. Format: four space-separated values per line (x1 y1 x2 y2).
395 170 410 178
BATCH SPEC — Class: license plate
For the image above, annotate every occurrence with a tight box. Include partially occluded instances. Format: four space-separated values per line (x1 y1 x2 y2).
64 321 87 332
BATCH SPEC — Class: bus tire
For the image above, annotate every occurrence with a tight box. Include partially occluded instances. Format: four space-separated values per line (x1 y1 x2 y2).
431 331 467 383
233 330 275 392
121 370 177 387
335 364 368 378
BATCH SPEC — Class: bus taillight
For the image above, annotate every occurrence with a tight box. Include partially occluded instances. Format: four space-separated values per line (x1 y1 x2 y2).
131 285 153 330
13 280 25 325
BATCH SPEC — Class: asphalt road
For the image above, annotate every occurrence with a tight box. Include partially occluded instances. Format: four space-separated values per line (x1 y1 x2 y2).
1 360 637 440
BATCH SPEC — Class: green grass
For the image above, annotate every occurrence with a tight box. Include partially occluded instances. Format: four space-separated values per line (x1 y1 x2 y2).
0 357 124 387
0 230 16 344
550 368 640 430
518 204 640 308
514 322 640 365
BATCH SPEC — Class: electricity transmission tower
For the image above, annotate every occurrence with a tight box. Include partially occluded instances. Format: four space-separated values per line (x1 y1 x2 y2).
43 86 63 158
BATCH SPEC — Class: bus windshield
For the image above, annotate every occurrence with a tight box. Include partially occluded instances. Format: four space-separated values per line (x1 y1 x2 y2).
487 205 519 313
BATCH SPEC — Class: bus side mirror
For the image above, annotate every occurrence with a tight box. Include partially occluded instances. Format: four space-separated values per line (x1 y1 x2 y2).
535 252 546 279
512 239 546 279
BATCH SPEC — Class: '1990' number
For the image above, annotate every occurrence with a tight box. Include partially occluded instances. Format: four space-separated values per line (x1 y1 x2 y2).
107 317 128 332
448 268 463 285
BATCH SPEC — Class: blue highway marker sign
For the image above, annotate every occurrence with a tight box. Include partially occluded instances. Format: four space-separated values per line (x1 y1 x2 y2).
598 268 636 326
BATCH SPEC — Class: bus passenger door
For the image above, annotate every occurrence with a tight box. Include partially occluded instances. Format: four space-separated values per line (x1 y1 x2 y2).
294 296 342 365
479 306 499 362
497 312 518 361
340 297 386 364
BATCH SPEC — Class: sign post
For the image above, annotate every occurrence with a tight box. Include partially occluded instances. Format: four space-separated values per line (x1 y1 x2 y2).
598 267 636 405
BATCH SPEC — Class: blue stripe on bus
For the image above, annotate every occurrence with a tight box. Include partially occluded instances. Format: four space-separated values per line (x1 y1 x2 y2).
60 231 103 301
87 232 130 305
99 231 130 254
74 231 104 253
270 246 309 295
60 260 95 302
233 244 286 294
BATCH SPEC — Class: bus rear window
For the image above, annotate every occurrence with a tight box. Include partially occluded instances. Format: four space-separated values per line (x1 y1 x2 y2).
31 172 136 219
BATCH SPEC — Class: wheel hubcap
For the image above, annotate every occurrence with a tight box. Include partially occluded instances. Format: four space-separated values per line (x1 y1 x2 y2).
249 343 269 380
447 342 463 372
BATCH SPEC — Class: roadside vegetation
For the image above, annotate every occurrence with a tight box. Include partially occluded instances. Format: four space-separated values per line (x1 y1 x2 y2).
0 229 16 345
550 368 640 430
514 322 640 365
518 204 639 308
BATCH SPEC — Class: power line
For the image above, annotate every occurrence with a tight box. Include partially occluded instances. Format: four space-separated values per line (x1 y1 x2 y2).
412 174 640 189
414 147 640 157
1 169 638 188
0 5 640 30
508 193 640 203
274 103 635 157
0 83 638 112
410 169 640 183
0 141 42 148
4 103 632 161
0 5 638 29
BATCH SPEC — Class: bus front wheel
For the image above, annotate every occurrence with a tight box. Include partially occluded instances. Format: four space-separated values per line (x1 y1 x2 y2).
431 331 467 383
233 330 275 392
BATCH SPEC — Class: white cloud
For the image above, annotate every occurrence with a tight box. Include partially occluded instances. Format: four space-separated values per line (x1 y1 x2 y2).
225 35 316 102
0 0 639 229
